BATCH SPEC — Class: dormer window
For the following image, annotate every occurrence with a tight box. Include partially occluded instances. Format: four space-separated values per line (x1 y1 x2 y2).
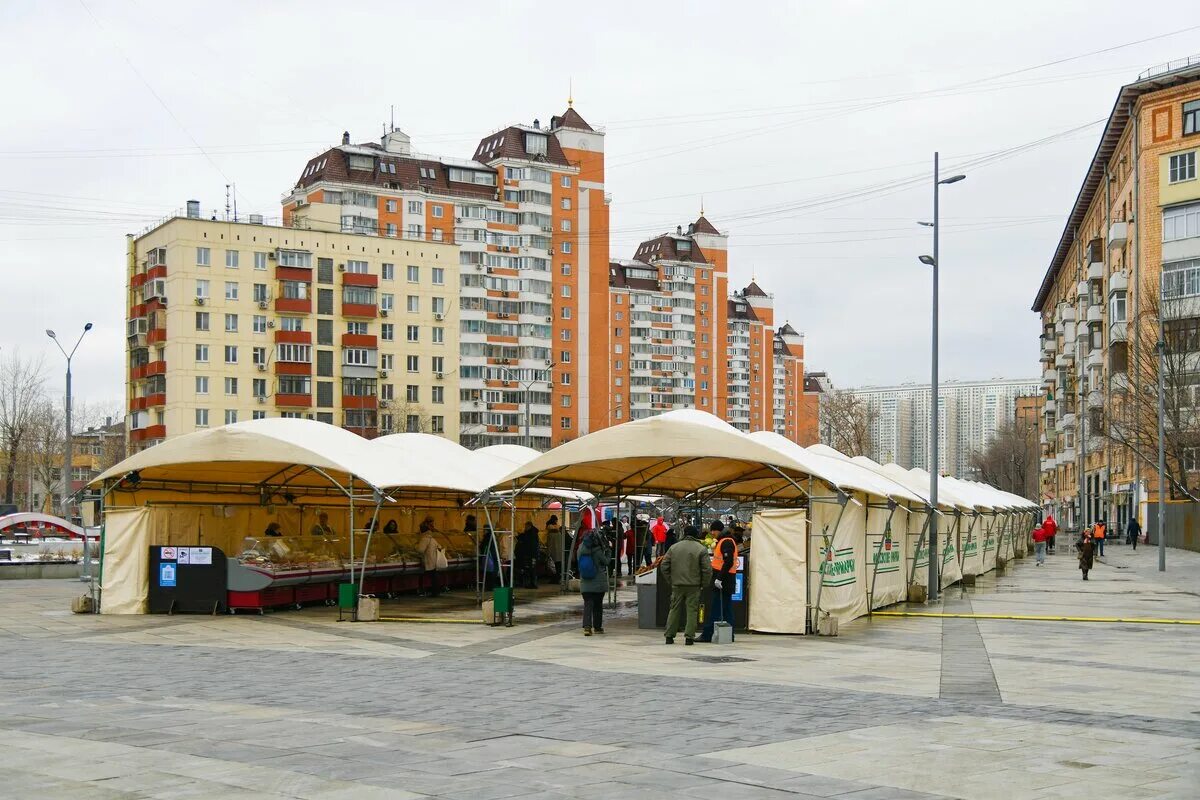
525 133 548 156
677 240 691 253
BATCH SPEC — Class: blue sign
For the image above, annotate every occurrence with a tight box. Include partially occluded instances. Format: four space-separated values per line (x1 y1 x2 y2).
731 573 744 602
159 562 177 588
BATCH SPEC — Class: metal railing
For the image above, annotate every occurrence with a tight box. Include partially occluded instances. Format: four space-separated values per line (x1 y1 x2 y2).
1138 55 1200 81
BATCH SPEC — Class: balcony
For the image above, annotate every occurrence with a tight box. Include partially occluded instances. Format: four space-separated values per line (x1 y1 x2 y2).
1061 447 1076 462
145 361 166 377
1086 390 1104 409
1041 337 1057 355
275 361 312 376
144 392 166 408
1086 304 1103 324
275 394 312 407
1107 221 1128 250
274 330 311 345
342 272 379 288
342 302 378 318
129 424 166 443
1086 349 1103 370
147 327 167 345
1108 321 1128 344
1057 412 1076 432
1109 270 1129 293
1043 399 1056 414
1043 368 1056 385
1055 352 1074 368
1111 371 1129 393
1041 457 1056 472
276 297 312 314
1076 280 1089 299
341 333 378 349
1087 261 1105 281
1061 305 1076 324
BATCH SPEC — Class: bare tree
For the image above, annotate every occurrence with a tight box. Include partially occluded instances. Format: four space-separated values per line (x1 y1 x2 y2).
1101 276 1200 500
27 399 64 511
392 401 432 434
969 419 1038 497
0 352 46 505
819 389 877 458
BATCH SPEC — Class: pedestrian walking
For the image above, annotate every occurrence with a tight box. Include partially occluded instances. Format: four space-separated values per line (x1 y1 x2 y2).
699 525 742 642
1032 521 1050 566
1043 513 1058 554
661 525 712 646
1078 531 1095 580
1093 519 1107 557
576 527 610 635
1126 516 1141 550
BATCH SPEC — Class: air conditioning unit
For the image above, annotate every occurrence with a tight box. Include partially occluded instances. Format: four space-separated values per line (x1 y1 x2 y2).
379 400 390 409
434 312 445 321
380 309 388 318
435 371 444 380
256 396 266 404
455 217 463 223
379 370 389 378
296 198 308 207
475 264 483 271
268 251 277 259
545 316 552 323
544 359 553 366
473 400 480 407
267 321 275 328
258 300 268 309
486 267 494 274
194 297 206 306
257 364 267 372
337 263 346 272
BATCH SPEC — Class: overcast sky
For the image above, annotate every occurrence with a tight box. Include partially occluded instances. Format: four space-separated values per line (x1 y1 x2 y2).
2 1 1198 409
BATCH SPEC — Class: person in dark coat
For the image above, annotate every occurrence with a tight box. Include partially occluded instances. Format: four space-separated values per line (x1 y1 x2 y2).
1126 516 1141 550
1078 531 1095 580
516 521 540 589
576 528 611 635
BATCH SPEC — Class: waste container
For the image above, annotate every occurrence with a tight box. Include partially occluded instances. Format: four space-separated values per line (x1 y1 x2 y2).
637 583 657 629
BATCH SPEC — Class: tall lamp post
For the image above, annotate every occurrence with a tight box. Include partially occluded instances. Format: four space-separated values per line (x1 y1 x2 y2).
46 323 94 575
501 362 555 449
918 152 965 602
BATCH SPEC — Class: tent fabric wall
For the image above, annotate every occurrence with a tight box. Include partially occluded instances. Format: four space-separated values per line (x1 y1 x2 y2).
809 498 868 626
905 509 931 590
748 509 808 634
939 512 963 589
100 508 156 614
866 504 908 609
960 514 985 577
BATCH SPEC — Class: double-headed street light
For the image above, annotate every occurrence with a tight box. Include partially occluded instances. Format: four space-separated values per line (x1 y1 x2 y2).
47 322 93 577
918 153 965 603
500 362 555 450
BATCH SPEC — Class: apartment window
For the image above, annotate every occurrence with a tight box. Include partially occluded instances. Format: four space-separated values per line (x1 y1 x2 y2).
406 265 420 283
561 330 572 341
195 408 209 428
381 354 394 371
381 323 394 341
432 326 444 344
432 297 445 315
252 346 267 366
224 281 239 301
382 263 395 280
1169 151 1196 184
224 345 238 364
1164 202 1200 242
253 315 267 333
408 200 423 214
402 415 418 432
386 223 397 238
224 377 238 396
432 385 444 404
432 205 444 219
220 409 235 425
561 416 571 430
281 317 304 332
252 410 266 420
277 343 311 362
386 200 397 213
342 286 376 306
344 348 370 366
253 283 268 302
561 285 571 298
407 325 419 343
346 259 368 274
317 258 334 284
431 416 444 434
196 247 210 266
226 250 239 268
561 175 572 188
561 264 571 276
195 344 209 363
561 351 571 363
380 383 394 401
431 267 445 285
195 311 209 331
316 318 332 345
406 384 419 403
343 321 366 336
195 376 209 395
407 354 419 372
614 327 622 337
317 349 333 376
561 241 572 254
560 219 571 232
195 279 210 299
407 295 419 313
561 395 572 408
561 373 571 386
431 356 445 373
1185 100 1200 136
561 198 572 210
318 288 333 314
279 375 311 395
315 381 333 407
278 250 311 268
224 313 238 333
380 293 394 312
561 307 572 319
1110 292 1128 323
613 343 621 353
254 252 267 270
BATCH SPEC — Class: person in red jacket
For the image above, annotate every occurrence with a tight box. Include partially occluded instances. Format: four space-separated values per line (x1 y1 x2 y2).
1043 514 1058 554
1032 522 1050 566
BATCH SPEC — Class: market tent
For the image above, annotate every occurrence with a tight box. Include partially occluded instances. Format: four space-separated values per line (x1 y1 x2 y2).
370 433 488 498
495 410 840 500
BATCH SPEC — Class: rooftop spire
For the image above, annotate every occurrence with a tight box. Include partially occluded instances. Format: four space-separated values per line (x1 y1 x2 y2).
700 195 705 216
568 78 574 108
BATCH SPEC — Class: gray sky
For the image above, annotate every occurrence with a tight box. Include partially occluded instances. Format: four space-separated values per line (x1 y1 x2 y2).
3 0 1198 408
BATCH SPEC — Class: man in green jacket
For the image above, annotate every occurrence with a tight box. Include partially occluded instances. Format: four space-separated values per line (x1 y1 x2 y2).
661 525 712 645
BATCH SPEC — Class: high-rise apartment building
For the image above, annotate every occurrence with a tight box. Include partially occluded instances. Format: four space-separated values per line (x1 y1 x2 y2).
281 107 606 449
126 214 458 451
841 379 1040 478
1033 58 1200 531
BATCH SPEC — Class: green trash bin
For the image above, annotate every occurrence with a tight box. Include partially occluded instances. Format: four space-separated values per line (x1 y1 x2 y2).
337 582 357 610
492 586 514 614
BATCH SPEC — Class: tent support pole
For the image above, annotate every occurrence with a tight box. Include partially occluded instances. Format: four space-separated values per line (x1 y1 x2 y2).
611 488 622 607
509 481 516 596
348 476 356 592
867 500 897 618
357 492 383 600
908 511 933 589
811 491 849 633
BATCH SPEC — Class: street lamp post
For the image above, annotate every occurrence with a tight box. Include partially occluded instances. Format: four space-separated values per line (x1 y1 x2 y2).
918 152 965 603
46 323 94 578
501 363 555 449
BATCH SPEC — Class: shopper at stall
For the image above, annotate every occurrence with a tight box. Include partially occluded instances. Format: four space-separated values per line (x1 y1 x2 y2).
545 515 564 578
383 519 399 534
577 527 611 635
622 516 636 577
264 522 283 537
417 522 447 597
651 516 668 558
310 512 335 538
699 525 742 643
516 521 540 590
661 525 712 646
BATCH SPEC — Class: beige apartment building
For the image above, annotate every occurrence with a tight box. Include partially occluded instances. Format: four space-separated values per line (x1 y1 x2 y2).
126 211 459 450
1032 57 1200 531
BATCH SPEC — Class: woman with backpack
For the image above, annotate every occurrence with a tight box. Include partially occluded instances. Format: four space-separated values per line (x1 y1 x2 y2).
576 527 611 636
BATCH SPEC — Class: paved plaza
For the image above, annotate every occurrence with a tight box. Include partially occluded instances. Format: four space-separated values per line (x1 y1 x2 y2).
1 544 1198 799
